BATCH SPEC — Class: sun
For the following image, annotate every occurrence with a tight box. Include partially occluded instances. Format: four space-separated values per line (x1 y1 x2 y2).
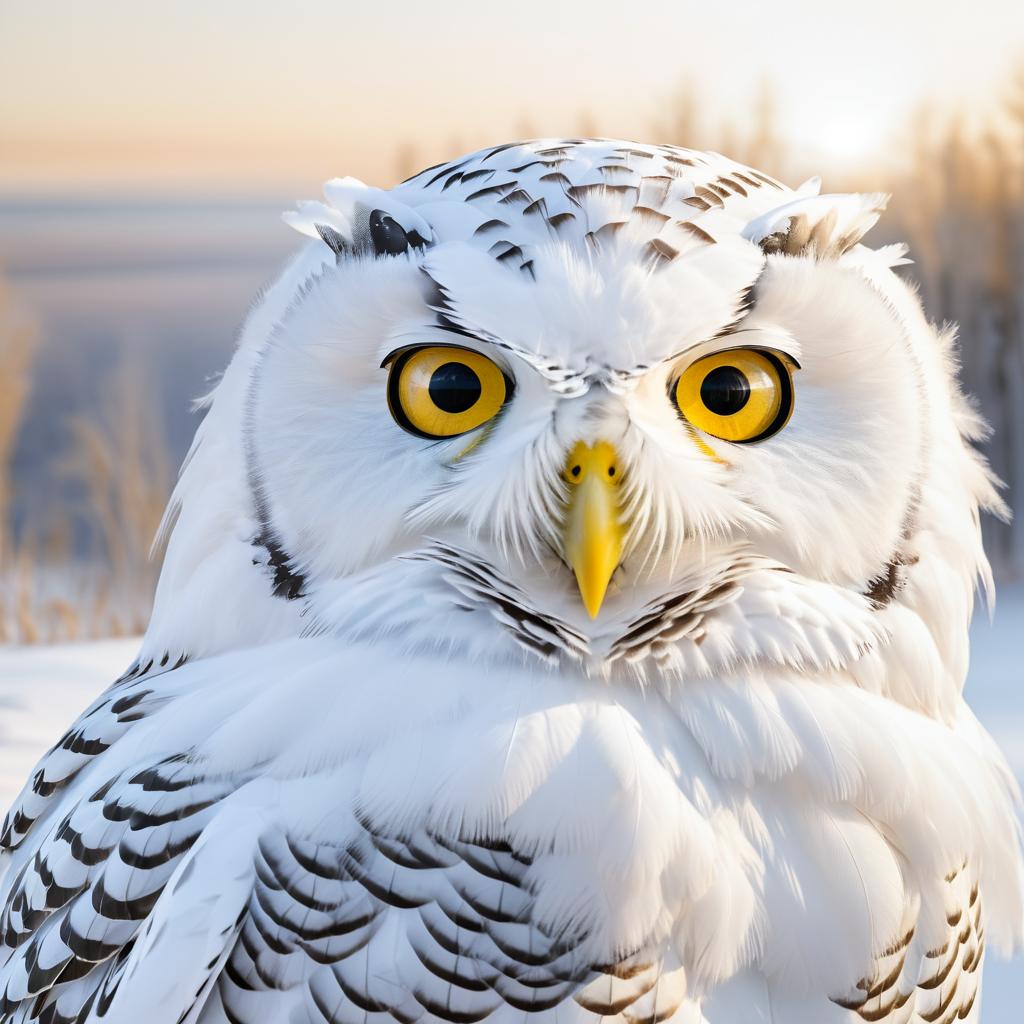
777 90 892 173
812 114 886 165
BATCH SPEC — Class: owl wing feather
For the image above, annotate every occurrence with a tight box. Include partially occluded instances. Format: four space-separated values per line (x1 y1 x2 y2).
0 650 699 1024
829 864 985 1024
0 659 179 857
0 730 692 1024
699 866 985 1024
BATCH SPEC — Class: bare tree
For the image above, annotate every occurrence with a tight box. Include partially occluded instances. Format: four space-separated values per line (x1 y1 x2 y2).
889 101 1024 577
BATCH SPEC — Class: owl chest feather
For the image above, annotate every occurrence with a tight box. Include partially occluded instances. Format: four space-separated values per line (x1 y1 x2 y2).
0 624 1012 1024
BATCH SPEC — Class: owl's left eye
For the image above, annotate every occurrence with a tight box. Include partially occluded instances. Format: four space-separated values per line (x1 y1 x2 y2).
385 345 511 439
671 347 796 444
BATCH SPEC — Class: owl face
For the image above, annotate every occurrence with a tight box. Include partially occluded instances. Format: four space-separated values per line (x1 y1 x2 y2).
242 141 933 664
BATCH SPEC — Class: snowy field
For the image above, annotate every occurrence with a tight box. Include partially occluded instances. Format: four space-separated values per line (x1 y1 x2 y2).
0 591 1021 1019
959 584 1024 1017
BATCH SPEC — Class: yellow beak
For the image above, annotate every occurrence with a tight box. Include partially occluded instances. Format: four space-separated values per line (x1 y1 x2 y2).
562 441 625 619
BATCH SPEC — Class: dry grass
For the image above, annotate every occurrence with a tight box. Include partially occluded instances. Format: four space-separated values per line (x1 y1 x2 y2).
0 275 36 573
0 275 40 643
58 355 172 636
0 280 172 644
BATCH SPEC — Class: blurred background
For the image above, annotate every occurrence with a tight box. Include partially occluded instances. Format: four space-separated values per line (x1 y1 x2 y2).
2 0 1024 640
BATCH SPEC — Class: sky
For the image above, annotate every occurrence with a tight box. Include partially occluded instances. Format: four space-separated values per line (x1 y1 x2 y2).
2 0 1024 192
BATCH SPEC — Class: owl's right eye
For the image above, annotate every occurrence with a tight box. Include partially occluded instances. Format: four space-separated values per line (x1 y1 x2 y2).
671 347 796 444
385 345 511 439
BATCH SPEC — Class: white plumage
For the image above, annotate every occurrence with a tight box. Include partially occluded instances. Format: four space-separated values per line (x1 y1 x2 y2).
0 139 1020 1023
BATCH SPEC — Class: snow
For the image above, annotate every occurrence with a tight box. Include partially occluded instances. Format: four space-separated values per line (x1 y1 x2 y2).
0 639 137 806
962 583 1024 1017
0 591 1021 1019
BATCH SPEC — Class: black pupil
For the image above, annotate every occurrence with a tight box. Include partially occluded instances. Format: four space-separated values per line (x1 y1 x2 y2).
428 362 482 414
700 365 750 416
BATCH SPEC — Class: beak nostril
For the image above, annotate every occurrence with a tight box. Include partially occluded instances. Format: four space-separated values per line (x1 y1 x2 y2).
608 467 616 477
571 465 581 477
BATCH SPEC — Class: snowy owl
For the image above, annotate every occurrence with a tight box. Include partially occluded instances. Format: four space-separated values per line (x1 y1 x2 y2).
1 139 1021 1024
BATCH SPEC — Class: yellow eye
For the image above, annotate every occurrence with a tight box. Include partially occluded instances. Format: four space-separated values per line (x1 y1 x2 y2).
386 345 510 439
673 348 795 443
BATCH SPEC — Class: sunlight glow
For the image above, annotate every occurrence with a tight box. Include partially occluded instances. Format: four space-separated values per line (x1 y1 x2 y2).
797 114 889 170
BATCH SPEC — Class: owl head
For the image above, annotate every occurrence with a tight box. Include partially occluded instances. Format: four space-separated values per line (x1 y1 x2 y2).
141 140 1002 691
